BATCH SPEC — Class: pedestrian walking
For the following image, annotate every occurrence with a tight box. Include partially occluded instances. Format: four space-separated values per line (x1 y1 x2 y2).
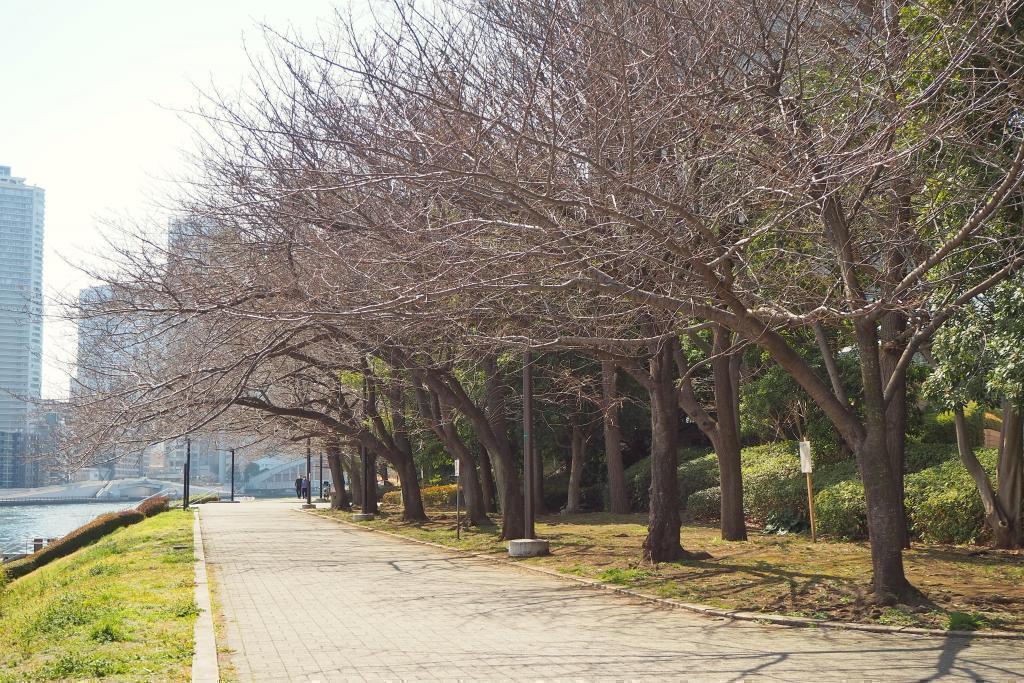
295 476 302 499
300 476 310 499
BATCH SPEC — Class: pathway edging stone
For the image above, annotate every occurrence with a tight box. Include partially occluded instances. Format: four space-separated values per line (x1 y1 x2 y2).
191 508 219 683
305 509 1024 642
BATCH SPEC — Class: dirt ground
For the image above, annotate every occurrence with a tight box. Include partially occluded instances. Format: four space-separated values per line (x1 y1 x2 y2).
316 508 1024 632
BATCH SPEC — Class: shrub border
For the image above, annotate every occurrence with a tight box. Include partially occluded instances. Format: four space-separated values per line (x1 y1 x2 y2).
304 509 1024 641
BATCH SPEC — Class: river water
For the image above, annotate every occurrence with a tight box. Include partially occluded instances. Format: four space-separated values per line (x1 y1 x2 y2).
0 502 136 556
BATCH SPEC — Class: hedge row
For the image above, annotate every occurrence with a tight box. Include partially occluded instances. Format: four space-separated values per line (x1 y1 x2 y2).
2 509 146 582
683 443 1000 544
382 484 459 509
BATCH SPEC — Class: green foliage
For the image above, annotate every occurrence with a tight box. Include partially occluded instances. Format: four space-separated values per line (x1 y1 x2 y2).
905 450 997 544
740 443 806 524
926 277 1024 411
597 568 650 585
946 611 989 631
678 455 720 508
624 456 652 510
814 480 868 540
89 618 127 644
915 404 987 447
383 484 459 508
685 486 721 521
3 509 146 581
0 511 195 681
904 442 962 472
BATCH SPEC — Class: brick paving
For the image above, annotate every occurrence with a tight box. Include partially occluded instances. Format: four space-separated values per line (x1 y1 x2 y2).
199 500 1024 682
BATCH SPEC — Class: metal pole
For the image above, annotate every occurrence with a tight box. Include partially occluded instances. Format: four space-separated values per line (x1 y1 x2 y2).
455 459 461 540
319 450 324 499
230 448 235 503
306 437 312 506
183 438 191 510
523 349 534 540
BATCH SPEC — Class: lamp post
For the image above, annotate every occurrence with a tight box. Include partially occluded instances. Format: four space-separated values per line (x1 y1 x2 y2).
229 448 236 503
318 449 324 500
183 438 191 510
523 349 535 540
508 349 549 557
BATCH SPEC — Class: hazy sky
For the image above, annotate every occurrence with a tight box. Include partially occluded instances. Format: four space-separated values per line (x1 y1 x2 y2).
0 0 363 398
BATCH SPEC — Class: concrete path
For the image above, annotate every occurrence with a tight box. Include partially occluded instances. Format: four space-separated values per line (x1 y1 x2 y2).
199 500 1024 682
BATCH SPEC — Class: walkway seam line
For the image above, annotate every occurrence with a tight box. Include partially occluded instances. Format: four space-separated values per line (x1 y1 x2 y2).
191 508 220 683
302 509 1023 641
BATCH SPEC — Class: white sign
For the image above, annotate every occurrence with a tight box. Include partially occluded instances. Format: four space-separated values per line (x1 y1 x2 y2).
799 441 813 474
454 459 460 477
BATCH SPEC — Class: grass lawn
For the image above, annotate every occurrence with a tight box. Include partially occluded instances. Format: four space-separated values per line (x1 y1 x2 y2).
0 510 196 682
314 507 1024 633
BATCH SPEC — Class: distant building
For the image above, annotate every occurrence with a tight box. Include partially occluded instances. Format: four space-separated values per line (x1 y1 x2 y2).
0 165 44 487
72 284 149 479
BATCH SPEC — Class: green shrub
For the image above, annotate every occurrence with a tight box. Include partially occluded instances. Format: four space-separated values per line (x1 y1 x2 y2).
904 443 959 473
946 611 988 631
741 442 806 524
624 457 652 510
815 480 867 540
905 452 995 544
136 495 170 517
678 455 720 508
917 403 990 446
384 484 459 509
685 486 721 521
2 509 146 581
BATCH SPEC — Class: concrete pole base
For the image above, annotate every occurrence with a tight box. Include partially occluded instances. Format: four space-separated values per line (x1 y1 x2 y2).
508 538 550 558
300 503 317 509
351 513 375 521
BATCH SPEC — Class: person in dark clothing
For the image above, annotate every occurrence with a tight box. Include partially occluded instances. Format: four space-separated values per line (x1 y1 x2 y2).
295 476 303 499
300 476 310 499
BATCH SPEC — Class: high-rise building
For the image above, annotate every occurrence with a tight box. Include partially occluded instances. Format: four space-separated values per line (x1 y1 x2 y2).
73 284 149 479
0 165 44 488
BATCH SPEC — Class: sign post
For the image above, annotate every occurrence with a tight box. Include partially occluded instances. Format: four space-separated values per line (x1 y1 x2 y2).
799 440 816 542
454 459 461 540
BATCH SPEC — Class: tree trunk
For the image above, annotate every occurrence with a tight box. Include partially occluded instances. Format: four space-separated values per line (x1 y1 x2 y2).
393 452 428 521
643 340 687 563
995 402 1023 549
363 450 379 514
854 322 916 603
478 446 497 513
440 412 490 526
880 310 910 549
346 453 363 508
411 377 490 526
565 419 586 513
386 379 426 521
326 441 351 511
601 360 629 514
712 327 747 541
954 406 1011 545
420 363 524 538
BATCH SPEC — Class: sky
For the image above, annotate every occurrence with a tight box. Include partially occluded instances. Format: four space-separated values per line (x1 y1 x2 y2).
0 0 367 399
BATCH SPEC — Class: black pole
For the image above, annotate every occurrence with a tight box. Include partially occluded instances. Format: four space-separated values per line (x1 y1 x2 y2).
183 438 191 510
306 438 312 506
360 368 377 515
523 349 535 539
319 450 324 499
230 448 235 502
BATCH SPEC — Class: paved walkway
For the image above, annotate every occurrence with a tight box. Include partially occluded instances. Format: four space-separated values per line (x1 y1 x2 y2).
199 500 1024 682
